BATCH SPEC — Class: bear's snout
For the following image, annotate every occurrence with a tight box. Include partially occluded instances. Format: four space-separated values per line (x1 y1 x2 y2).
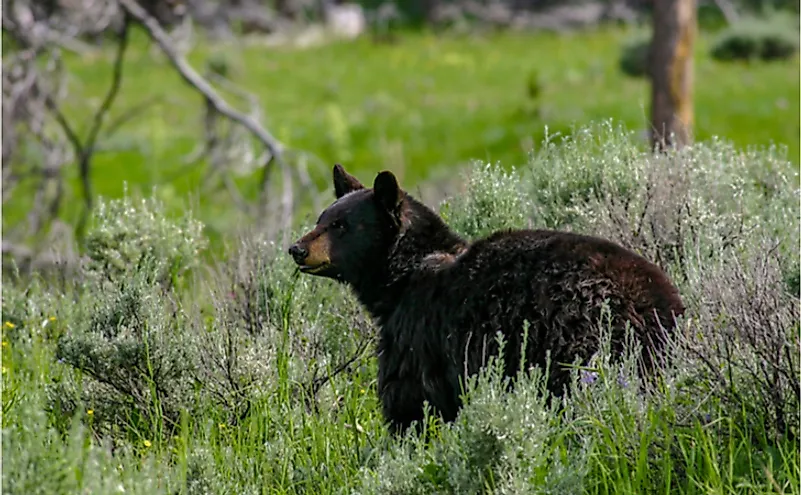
288 244 308 264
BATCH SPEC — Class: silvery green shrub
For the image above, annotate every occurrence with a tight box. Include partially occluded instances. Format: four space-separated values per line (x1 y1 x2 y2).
439 161 532 240
191 229 375 423
52 193 206 440
3 368 176 494
676 239 800 440
55 263 195 439
85 191 207 286
523 122 798 287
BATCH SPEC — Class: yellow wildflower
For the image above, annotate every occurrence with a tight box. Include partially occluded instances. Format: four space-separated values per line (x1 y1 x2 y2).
143 440 152 448
3 322 15 329
49 316 56 322
218 423 226 429
87 409 94 416
2 340 8 348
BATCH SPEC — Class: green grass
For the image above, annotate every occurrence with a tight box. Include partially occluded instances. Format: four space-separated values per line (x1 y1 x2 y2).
3 26 798 249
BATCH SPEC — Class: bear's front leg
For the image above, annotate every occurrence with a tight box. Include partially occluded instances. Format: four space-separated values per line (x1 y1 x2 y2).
378 376 428 436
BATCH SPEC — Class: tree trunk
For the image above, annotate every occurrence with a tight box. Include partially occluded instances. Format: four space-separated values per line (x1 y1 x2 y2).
649 0 697 151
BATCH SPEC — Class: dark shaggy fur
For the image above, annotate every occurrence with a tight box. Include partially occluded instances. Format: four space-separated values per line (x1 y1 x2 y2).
289 165 685 434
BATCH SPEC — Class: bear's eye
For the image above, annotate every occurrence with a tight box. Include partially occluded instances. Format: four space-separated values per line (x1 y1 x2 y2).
330 220 346 231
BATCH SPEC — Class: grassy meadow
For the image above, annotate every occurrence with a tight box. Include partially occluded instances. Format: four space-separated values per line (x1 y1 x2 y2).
2 22 800 495
2 25 798 248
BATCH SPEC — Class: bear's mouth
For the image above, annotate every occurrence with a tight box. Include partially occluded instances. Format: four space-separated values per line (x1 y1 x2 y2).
298 263 331 274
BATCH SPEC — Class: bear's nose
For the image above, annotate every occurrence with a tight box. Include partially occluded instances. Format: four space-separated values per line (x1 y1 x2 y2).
288 244 308 263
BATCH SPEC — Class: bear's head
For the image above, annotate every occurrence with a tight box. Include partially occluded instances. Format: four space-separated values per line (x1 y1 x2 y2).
288 164 406 285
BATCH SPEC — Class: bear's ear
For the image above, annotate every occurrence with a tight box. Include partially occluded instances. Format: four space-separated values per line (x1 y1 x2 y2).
373 171 403 219
333 163 364 199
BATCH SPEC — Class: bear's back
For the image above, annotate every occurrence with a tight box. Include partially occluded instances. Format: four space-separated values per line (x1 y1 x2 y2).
440 228 682 320
391 227 683 362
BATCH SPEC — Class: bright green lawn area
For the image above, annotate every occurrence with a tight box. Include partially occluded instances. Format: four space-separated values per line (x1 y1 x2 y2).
4 26 798 245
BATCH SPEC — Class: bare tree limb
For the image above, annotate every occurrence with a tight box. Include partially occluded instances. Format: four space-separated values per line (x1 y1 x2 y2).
2 7 74 238
293 151 321 213
118 0 303 241
75 13 131 238
31 12 130 240
223 173 253 213
44 93 83 155
5 0 312 266
117 0 286 180
186 70 266 214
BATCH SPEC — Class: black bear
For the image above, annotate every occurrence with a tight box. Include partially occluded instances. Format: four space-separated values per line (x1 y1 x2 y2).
289 164 685 435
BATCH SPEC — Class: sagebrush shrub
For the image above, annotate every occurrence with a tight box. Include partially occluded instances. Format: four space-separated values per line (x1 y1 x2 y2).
439 161 532 240
522 122 799 286
55 264 195 440
192 229 374 423
85 191 207 286
523 122 643 230
49 195 206 442
56 211 376 443
678 241 800 439
2 370 176 494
